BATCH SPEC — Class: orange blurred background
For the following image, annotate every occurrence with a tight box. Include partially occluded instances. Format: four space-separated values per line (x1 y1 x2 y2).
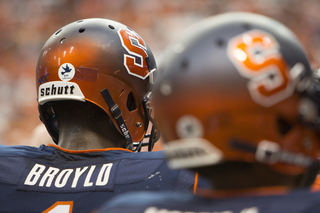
0 0 319 149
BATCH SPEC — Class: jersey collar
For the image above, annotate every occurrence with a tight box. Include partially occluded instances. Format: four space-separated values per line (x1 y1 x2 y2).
47 143 133 154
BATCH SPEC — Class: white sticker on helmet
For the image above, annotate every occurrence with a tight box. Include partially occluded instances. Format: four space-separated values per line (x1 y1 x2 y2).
38 81 85 105
176 115 204 138
58 63 75 82
165 138 223 169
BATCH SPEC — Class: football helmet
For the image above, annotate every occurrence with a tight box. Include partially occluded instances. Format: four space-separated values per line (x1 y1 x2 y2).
153 12 320 176
36 18 158 151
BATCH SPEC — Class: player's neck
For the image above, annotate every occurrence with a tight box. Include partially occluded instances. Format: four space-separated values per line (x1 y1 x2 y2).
57 127 125 150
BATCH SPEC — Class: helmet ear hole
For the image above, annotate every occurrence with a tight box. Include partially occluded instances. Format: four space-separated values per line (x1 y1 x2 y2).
43 103 55 120
277 116 292 136
126 92 137 112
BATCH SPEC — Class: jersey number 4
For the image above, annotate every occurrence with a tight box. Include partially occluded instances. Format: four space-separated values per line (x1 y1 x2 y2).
43 201 73 213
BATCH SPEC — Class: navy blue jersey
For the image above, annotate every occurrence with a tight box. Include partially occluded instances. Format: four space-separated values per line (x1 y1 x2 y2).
0 144 203 213
97 189 320 213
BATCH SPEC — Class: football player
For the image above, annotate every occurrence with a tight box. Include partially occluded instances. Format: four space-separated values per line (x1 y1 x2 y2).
0 18 207 212
97 12 320 213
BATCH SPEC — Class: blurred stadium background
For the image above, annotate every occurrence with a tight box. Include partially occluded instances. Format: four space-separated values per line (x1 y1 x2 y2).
0 0 319 147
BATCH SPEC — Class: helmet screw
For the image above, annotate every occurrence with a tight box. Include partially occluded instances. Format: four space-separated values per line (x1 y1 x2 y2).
136 122 142 127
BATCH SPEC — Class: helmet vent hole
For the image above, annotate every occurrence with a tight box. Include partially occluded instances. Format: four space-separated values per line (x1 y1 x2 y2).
60 38 66 44
242 23 251 30
127 27 133 31
119 89 124 97
216 39 224 47
55 29 62 35
277 117 292 135
108 25 115 30
79 27 85 33
126 92 137 112
77 20 83 23
180 59 189 71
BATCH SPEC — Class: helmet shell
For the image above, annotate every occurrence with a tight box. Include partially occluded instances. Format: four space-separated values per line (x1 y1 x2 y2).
37 18 156 143
153 12 320 175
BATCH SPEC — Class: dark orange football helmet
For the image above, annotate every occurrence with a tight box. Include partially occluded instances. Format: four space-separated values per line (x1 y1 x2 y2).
153 12 320 176
36 18 158 151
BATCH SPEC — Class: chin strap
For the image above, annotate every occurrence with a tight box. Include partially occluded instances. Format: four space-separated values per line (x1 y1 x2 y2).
230 139 314 168
101 88 133 150
101 88 160 152
298 160 320 188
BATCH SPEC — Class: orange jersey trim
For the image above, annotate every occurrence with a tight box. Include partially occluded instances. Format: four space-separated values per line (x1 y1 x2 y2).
193 172 199 194
47 144 133 154
311 175 320 192
196 186 289 199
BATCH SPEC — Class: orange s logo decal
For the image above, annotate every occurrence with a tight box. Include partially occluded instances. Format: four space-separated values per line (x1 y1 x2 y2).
118 29 155 80
228 30 295 106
